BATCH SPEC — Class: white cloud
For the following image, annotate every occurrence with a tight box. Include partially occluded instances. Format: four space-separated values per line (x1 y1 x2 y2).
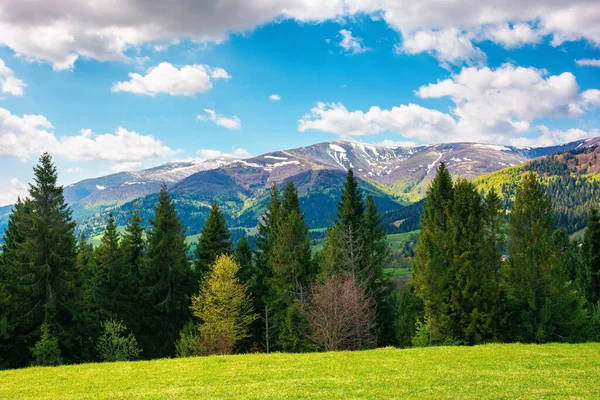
0 107 178 163
576 59 600 67
510 126 598 148
0 1 599 69
300 64 600 146
0 177 28 206
479 23 543 49
197 109 241 130
195 148 251 160
376 139 418 148
66 167 81 173
0 58 25 96
269 94 281 101
338 29 370 54
112 62 230 96
109 161 143 173
397 29 486 67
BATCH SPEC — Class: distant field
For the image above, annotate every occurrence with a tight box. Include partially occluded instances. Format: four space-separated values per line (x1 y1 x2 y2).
384 267 412 278
1 343 599 399
387 230 419 253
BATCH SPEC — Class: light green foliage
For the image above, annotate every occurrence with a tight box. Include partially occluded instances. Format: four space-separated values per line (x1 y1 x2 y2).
96 319 140 362
3 344 599 399
30 324 62 367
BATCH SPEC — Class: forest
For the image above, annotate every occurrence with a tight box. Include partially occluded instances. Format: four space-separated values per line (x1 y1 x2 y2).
1 153 599 369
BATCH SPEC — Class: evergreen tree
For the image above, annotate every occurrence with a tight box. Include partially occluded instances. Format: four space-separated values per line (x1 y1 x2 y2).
94 213 122 319
191 255 257 355
234 234 253 286
195 202 232 283
141 185 194 358
75 232 98 361
363 194 395 345
505 172 586 342
413 161 454 343
582 208 600 304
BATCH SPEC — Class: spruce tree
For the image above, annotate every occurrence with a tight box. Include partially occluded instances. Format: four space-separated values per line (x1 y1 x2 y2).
94 213 122 319
195 202 232 283
413 161 454 343
142 185 194 358
8 154 80 365
234 234 253 287
582 208 600 304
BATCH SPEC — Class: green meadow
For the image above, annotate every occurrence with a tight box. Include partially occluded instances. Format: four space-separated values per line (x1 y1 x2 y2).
2 343 599 399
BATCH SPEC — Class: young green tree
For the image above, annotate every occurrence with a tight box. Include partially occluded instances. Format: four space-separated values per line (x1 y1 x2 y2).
141 185 195 358
191 255 257 355
195 202 232 283
413 161 454 343
94 213 122 319
96 319 141 362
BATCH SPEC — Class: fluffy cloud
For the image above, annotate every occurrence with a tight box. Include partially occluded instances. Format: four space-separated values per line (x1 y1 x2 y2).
510 126 598 148
0 58 25 96
0 177 28 206
1 1 599 69
338 30 370 54
269 94 281 101
0 107 177 163
112 62 230 96
300 64 600 146
195 148 251 160
396 29 485 67
197 109 242 130
576 59 600 67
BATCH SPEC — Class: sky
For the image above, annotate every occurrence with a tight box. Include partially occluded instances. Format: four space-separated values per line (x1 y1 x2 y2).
0 0 599 205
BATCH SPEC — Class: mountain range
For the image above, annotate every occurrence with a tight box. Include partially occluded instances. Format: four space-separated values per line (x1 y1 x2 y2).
2 137 600 239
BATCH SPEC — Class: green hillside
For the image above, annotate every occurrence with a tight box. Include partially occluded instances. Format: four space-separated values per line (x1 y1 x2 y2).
1 343 598 399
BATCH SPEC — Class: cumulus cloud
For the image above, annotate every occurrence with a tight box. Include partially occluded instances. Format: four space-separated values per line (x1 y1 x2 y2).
0 177 28 206
112 62 230 96
576 59 600 67
197 109 242 130
300 64 600 146
396 29 486 67
0 58 26 96
479 23 543 49
0 1 598 69
510 126 598 148
338 30 370 54
269 94 281 101
195 148 251 160
0 107 177 163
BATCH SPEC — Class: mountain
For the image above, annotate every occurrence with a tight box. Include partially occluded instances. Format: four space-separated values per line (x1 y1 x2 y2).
2 137 600 238
385 141 600 235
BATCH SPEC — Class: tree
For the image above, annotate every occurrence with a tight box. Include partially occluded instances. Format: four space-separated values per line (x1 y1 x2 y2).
413 161 454 343
30 324 63 366
191 255 256 355
94 213 122 319
96 319 141 362
395 283 423 348
141 185 195 358
582 208 600 304
195 202 232 283
504 172 586 342
234 234 253 286
304 275 375 351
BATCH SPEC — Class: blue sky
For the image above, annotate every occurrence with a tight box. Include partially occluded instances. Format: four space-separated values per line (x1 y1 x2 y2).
0 1 599 205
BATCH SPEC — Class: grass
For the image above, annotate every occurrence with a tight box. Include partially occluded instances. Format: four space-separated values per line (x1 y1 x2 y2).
387 230 419 254
384 267 412 278
1 343 599 399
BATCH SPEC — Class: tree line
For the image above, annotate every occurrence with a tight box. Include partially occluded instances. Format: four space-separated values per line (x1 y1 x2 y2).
0 154 393 368
397 162 600 346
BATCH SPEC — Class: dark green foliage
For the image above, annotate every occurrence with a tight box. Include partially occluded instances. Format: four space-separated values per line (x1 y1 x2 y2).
94 213 122 319
30 324 63 366
413 162 454 343
234 234 253 286
582 208 600 304
96 319 141 362
395 283 423 348
141 186 195 358
195 202 232 282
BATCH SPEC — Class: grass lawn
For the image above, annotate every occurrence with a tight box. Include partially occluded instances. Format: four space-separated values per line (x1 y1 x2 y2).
1 343 599 399
384 267 412 278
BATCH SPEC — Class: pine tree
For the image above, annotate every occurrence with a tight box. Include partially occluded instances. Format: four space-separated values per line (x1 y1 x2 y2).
195 202 232 283
94 213 122 319
234 234 253 286
582 208 600 304
141 185 194 358
363 194 395 345
5 154 80 365
191 255 257 355
413 161 454 343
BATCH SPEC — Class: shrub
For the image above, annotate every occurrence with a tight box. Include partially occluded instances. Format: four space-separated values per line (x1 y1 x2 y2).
96 319 141 362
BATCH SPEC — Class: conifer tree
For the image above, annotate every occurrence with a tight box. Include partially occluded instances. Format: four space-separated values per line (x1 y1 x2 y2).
234 234 253 286
6 154 80 365
582 208 600 304
141 185 194 358
413 161 454 343
94 213 122 319
191 255 256 355
195 202 232 282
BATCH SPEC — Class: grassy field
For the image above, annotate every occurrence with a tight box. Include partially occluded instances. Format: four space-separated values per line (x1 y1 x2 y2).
387 230 419 254
384 267 412 278
1 343 599 399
